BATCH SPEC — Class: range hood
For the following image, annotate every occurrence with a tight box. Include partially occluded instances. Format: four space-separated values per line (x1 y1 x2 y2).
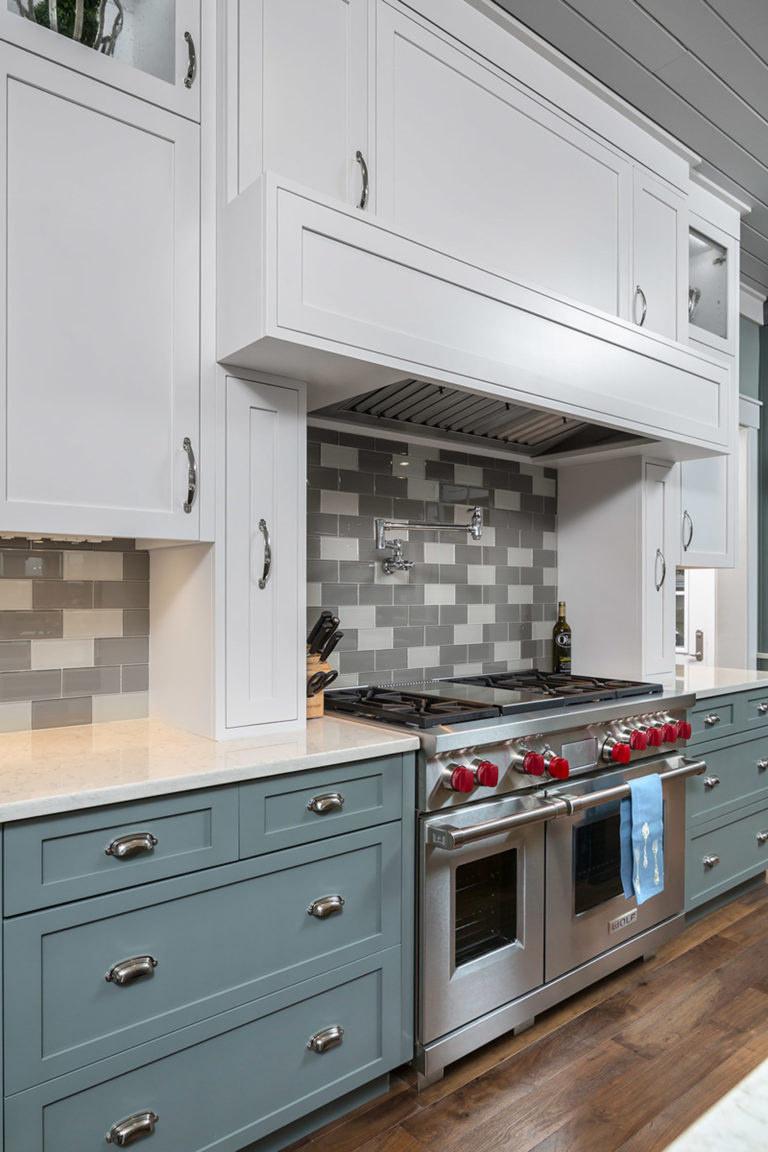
311 378 647 460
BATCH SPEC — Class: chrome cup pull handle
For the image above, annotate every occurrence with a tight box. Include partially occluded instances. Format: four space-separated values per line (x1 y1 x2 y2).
106 1111 159 1145
635 284 648 327
654 548 666 591
758 702 768 715
758 759 768 772
307 894 345 919
355 150 369 210
257 519 272 589
703 776 720 790
105 832 158 859
184 30 197 88
183 437 197 513
758 831 768 846
106 956 158 986
682 509 693 551
704 713 721 727
307 792 344 815
307 1025 344 1054
703 854 720 869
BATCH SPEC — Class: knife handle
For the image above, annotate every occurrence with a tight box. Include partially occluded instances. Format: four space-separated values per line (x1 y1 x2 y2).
307 611 332 650
319 630 343 662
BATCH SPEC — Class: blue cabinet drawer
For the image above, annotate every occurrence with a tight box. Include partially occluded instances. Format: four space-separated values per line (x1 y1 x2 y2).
686 736 768 826
685 805 768 911
4 949 405 1152
240 756 404 857
687 696 738 744
4 824 402 1092
4 788 239 914
738 688 768 732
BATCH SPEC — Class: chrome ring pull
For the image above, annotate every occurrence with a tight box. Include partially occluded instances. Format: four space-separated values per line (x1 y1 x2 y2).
105 832 158 859
106 1111 159 1145
184 31 197 88
307 1024 344 1054
257 519 272 589
654 548 666 591
106 956 158 986
635 284 648 326
682 509 693 551
355 150 369 210
183 437 197 513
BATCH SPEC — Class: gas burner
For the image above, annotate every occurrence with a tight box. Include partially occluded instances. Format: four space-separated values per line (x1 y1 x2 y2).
326 685 499 729
449 669 664 705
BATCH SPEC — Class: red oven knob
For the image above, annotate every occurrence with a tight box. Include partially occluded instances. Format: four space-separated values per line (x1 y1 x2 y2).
629 730 648 751
646 726 664 747
474 760 500 787
610 742 631 764
662 723 678 744
547 756 570 780
521 752 546 776
446 766 474 793
677 720 692 740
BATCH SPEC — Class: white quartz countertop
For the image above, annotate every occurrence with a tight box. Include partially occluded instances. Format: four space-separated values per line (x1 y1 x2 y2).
0 716 419 823
663 1056 768 1152
665 666 768 699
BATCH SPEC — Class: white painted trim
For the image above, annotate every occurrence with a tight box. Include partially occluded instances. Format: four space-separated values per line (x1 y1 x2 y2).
690 171 751 216
740 283 766 325
739 395 762 429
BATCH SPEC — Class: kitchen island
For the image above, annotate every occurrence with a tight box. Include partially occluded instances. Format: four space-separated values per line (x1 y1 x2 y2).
663 1053 768 1151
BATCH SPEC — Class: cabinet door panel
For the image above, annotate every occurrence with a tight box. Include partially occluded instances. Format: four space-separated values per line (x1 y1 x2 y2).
0 45 199 539
232 0 368 203
376 4 628 314
632 169 686 340
680 453 734 567
643 461 677 677
225 376 303 730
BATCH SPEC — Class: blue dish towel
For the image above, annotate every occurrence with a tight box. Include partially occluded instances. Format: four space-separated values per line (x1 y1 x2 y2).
620 774 664 905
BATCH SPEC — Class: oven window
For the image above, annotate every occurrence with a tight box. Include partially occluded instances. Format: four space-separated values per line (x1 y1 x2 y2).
454 849 518 967
573 802 623 915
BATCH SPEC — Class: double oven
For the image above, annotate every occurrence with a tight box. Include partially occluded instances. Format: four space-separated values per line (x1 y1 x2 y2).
326 673 703 1087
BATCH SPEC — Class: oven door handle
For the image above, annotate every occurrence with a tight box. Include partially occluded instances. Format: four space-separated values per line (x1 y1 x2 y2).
426 758 707 850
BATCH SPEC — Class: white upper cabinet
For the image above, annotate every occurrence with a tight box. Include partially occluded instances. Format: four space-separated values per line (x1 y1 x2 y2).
375 1 630 315
0 43 200 540
225 0 369 205
630 168 686 341
679 454 735 568
0 0 201 119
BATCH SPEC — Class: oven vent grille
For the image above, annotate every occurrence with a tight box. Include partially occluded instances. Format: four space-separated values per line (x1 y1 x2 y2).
311 380 642 458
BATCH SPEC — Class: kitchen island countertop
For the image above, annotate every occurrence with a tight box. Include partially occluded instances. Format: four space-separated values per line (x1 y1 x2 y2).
0 716 419 823
667 665 768 699
663 1053 768 1152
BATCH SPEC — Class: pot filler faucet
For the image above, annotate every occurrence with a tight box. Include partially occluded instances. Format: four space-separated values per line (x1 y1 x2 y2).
375 506 483 574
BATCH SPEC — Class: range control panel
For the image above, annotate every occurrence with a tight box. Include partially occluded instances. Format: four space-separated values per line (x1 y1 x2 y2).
421 710 692 812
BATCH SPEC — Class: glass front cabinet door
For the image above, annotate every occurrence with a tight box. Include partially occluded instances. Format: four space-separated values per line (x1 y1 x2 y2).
687 210 738 356
2 0 200 118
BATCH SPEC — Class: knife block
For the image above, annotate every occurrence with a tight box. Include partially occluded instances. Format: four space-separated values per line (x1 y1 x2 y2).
306 653 331 719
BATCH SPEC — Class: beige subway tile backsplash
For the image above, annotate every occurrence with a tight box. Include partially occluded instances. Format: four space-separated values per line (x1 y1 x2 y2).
0 540 149 731
0 580 33 610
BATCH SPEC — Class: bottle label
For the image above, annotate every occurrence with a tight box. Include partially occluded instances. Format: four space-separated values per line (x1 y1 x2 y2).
555 633 571 649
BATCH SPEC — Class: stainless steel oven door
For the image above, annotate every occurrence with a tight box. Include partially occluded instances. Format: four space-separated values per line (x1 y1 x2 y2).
419 794 545 1046
544 758 685 983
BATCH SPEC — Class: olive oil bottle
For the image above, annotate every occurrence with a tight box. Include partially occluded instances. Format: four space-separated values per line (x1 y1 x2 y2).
552 601 572 674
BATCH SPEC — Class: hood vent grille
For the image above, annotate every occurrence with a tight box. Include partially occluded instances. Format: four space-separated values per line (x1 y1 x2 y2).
311 380 641 458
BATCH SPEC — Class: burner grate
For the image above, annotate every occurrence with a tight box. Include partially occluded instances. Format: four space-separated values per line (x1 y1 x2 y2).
324 685 499 728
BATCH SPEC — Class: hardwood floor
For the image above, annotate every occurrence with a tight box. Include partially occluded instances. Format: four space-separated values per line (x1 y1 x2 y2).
286 882 768 1152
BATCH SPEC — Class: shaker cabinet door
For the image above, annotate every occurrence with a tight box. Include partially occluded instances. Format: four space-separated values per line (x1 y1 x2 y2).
375 1 630 316
226 0 369 204
225 375 305 731
679 453 735 568
631 168 686 340
0 44 200 540
643 461 678 678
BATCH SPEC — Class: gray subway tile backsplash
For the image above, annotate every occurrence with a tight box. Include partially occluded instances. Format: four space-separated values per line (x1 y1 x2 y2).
0 540 149 731
307 428 558 687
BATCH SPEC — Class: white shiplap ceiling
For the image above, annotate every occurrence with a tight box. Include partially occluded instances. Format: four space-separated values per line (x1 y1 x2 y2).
490 0 768 302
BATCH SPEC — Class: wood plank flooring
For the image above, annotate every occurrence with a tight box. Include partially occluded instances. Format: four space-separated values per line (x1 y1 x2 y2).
285 882 768 1152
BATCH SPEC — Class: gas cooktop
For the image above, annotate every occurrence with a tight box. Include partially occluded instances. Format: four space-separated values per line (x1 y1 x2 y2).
324 671 664 729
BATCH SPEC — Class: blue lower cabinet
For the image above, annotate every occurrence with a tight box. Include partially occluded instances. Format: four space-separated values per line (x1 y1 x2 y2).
5 824 402 1093
4 949 404 1152
686 803 768 910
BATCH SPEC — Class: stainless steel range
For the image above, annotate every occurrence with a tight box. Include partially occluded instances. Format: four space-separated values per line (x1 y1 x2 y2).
325 671 705 1087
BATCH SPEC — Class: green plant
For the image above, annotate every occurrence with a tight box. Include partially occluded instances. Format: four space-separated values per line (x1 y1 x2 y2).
15 0 124 54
